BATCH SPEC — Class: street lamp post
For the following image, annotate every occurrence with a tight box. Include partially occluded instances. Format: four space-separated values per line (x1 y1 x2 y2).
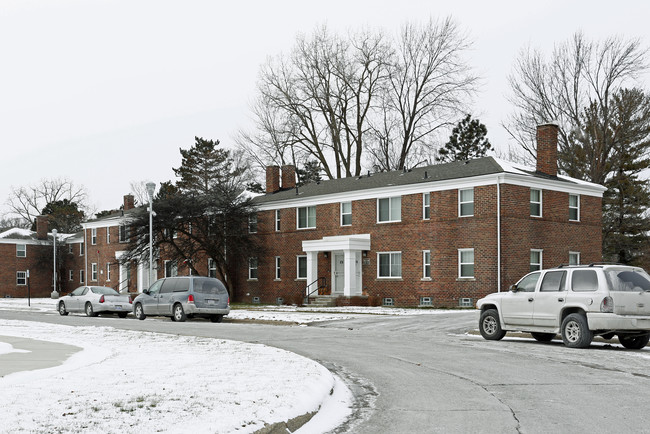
146 182 156 289
51 228 58 299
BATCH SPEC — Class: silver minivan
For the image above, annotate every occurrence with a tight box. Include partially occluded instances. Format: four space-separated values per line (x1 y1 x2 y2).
133 276 230 322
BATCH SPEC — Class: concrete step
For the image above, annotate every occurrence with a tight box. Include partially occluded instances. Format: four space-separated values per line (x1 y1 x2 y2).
306 295 337 307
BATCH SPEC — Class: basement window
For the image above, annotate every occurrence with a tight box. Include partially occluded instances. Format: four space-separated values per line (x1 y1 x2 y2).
382 297 394 306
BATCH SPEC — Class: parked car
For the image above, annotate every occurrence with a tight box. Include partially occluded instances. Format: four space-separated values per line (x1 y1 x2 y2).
476 264 650 349
132 276 230 322
57 286 132 318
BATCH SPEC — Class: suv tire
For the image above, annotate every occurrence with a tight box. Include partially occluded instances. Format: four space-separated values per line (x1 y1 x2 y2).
618 333 650 350
479 309 506 340
561 313 593 348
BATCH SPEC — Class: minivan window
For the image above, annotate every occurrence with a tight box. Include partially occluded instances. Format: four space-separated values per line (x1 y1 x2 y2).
540 271 567 292
571 270 599 292
148 279 164 294
193 277 227 294
173 278 190 292
160 279 176 293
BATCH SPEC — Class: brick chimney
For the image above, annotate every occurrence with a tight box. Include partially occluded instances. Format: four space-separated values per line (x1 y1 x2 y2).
35 215 48 240
536 123 559 177
281 165 296 190
266 166 280 194
123 194 135 210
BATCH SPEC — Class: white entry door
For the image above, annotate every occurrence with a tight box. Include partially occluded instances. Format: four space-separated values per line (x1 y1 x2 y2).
334 253 345 294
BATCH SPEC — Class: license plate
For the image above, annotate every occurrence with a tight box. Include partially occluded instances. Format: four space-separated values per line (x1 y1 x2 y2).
207 299 215 305
115 305 122 310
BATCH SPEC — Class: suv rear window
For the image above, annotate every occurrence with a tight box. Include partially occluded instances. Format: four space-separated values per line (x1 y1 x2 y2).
193 277 227 295
606 270 650 292
571 270 598 292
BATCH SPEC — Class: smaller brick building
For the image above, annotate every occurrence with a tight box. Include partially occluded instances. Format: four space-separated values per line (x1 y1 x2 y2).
237 124 607 307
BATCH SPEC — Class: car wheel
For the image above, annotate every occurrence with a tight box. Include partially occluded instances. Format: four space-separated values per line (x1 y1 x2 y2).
85 302 98 317
561 313 593 348
173 304 187 322
58 302 69 316
117 312 128 319
134 303 146 321
210 314 223 323
479 309 506 340
618 333 650 350
531 332 555 342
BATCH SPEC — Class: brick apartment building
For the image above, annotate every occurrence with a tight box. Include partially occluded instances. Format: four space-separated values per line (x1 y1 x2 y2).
238 124 606 307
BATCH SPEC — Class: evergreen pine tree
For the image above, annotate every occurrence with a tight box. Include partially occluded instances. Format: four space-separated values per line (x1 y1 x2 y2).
437 115 492 163
296 160 323 186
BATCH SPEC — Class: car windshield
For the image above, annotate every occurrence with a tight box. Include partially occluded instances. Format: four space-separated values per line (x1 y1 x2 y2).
91 287 120 295
605 269 650 292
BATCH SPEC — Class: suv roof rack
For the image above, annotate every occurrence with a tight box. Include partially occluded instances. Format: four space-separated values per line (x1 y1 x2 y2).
587 262 625 267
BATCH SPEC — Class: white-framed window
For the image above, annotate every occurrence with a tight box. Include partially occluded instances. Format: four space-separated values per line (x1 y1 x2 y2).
297 255 307 280
458 249 474 278
377 196 401 223
275 210 281 231
164 260 177 277
119 225 129 243
68 244 73 254
208 258 217 278
80 242 85 256
459 188 474 217
248 214 258 233
423 193 430 220
106 227 110 244
91 263 98 281
91 228 97 245
275 256 281 280
80 270 85 284
569 251 580 266
16 244 26 258
459 298 473 307
569 194 580 221
341 202 352 226
383 297 394 306
378 252 402 278
530 189 542 217
420 296 433 306
423 250 431 279
297 206 316 229
16 271 27 286
248 257 258 280
530 249 543 272
106 263 111 281
69 270 74 281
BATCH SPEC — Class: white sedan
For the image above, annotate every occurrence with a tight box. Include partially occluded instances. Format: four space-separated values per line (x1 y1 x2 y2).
57 286 132 318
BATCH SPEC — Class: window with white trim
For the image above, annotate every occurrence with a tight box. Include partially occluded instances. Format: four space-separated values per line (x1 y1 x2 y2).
248 214 258 233
459 298 473 307
377 197 401 223
297 255 307 279
248 257 258 279
382 297 394 306
119 225 129 243
80 270 85 284
297 206 316 229
275 210 281 231
530 249 543 272
69 270 74 281
91 263 98 281
569 194 580 221
208 258 217 278
80 242 85 256
423 250 431 279
423 193 430 220
530 189 542 217
106 227 110 244
106 263 111 281
459 188 474 217
91 228 97 245
458 249 474 278
16 244 26 258
275 256 281 280
378 252 402 278
341 202 352 226
16 271 27 286
420 296 433 306
68 244 73 254
164 260 177 277
569 251 580 265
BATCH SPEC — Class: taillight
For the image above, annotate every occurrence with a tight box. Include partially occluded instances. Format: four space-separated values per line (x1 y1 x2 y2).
129 297 133 304
99 295 105 303
227 297 230 306
188 294 195 303
601 296 614 313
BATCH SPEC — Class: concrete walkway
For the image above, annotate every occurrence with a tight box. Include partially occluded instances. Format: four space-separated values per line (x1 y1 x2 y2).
0 335 81 377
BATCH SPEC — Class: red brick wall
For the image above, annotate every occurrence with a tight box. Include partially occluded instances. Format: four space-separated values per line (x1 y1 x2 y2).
0 243 53 298
238 182 602 307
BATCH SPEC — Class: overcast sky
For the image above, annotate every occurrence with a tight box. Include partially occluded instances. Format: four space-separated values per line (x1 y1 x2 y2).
1 0 648 218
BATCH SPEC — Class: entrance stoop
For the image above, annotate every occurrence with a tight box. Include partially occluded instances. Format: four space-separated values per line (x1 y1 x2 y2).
306 295 338 308
306 295 371 307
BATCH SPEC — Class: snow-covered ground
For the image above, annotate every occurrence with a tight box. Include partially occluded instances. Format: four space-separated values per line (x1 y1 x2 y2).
0 298 470 433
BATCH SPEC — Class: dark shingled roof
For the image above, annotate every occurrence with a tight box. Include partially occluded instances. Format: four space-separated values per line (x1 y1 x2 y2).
253 157 558 205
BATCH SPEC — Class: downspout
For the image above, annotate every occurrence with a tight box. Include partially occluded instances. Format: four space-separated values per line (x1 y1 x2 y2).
84 228 88 287
497 175 502 292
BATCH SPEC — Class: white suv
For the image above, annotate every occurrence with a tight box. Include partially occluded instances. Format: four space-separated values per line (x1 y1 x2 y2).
476 264 650 349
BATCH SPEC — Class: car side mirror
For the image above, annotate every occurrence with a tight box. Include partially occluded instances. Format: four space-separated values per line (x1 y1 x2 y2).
143 289 150 295
509 284 518 292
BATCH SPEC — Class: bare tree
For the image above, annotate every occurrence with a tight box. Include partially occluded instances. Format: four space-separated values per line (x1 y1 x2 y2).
505 32 648 181
5 178 91 227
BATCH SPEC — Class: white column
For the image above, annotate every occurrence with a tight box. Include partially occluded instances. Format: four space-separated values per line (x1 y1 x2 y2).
343 249 357 296
306 251 319 295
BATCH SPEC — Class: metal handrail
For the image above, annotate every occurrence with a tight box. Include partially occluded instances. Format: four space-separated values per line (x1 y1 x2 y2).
305 277 327 305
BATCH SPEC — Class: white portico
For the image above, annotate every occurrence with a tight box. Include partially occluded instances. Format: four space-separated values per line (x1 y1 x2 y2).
302 234 371 297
